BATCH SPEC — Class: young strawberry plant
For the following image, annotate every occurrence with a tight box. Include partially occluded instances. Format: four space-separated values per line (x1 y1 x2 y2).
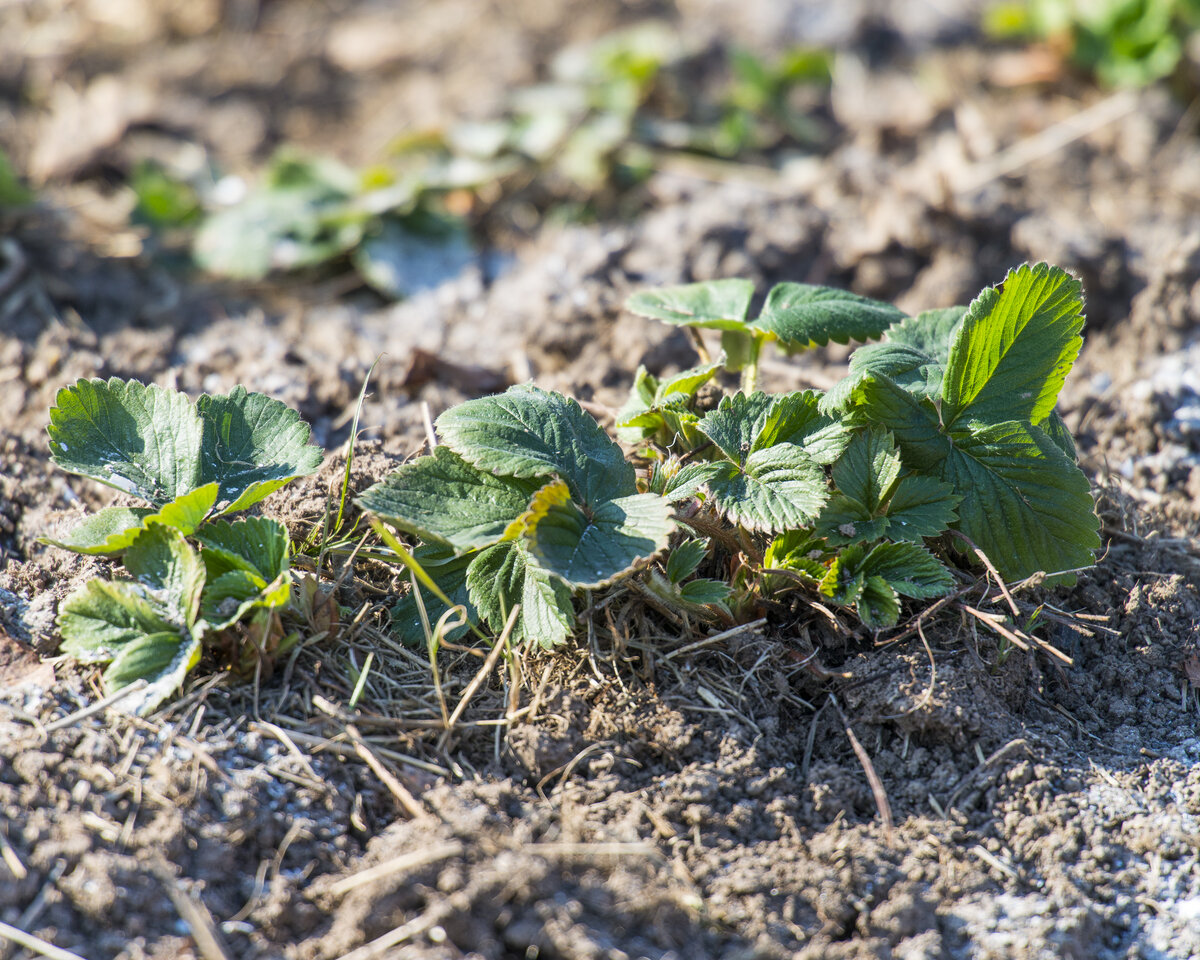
44 378 324 714
364 262 1099 652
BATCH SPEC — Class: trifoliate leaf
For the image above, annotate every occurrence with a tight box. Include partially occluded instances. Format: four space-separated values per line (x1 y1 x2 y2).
520 481 674 588
752 282 906 347
357 447 541 552
436 384 636 506
195 517 290 582
942 263 1084 429
858 576 901 629
41 483 221 556
48 378 204 506
466 540 574 648
702 445 828 532
754 390 854 464
940 421 1099 580
666 538 709 584
390 548 476 646
625 278 755 330
56 525 205 715
679 579 733 605
197 386 324 515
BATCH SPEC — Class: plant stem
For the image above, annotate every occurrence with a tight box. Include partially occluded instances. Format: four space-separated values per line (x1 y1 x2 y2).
740 336 763 394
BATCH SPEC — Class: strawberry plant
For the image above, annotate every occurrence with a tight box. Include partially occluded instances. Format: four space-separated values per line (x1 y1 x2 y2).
44 378 324 714
364 262 1099 652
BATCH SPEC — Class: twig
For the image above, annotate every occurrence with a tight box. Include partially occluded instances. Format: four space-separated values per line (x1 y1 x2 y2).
327 842 465 898
0 921 87 960
951 532 1019 618
828 694 893 837
947 738 1030 811
39 680 150 734
419 401 438 452
152 861 232 960
661 618 766 662
346 724 433 822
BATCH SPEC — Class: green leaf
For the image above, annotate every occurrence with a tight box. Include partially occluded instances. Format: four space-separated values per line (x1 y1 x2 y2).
661 461 722 503
196 386 324 515
391 548 476 646
41 507 154 556
886 307 966 363
654 360 724 402
666 538 709 583
1043 409 1078 462
942 263 1084 429
752 283 906 347
466 541 575 648
883 474 959 541
754 390 854 464
357 447 541 552
820 545 867 604
47 378 204 506
58 580 181 662
820 308 966 417
696 392 776 466
940 421 1099 581
855 375 949 471
856 541 954 600
520 480 674 588
436 385 636 506
195 517 290 582
764 530 831 581
703 445 828 532
831 426 901 512
41 483 221 556
101 632 202 713
201 569 291 630
679 579 732 605
625 278 755 330
858 576 901 629
123 525 207 627
352 216 475 300
56 525 205 715
814 495 888 546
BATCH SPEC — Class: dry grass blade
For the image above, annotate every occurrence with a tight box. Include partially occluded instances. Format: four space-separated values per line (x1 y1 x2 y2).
0 920 88 960
661 618 766 662
951 531 1020 618
151 860 232 960
962 604 1073 665
39 679 149 734
328 841 465 897
438 604 519 750
346 724 433 822
828 694 893 837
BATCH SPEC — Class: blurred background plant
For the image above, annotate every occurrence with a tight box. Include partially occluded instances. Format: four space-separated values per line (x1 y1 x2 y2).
986 0 1200 87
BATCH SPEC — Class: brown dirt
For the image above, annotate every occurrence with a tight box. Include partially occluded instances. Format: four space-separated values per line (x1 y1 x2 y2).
3 2 1200 959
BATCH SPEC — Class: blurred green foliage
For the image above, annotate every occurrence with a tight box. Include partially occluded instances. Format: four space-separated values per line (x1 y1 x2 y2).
987 0 1200 87
0 149 33 208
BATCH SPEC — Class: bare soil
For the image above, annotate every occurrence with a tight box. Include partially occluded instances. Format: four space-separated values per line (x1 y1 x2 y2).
2 2 1200 959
